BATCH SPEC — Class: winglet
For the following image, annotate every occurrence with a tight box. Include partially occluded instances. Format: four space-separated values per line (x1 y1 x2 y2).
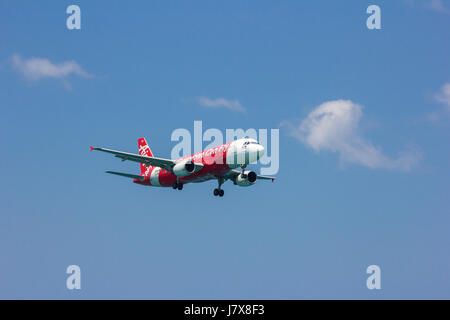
90 146 94 152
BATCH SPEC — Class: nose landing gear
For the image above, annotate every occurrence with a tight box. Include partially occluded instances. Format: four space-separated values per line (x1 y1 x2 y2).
240 164 247 178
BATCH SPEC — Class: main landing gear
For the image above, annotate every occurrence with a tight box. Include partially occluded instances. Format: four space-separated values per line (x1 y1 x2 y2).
213 177 225 197
172 182 183 190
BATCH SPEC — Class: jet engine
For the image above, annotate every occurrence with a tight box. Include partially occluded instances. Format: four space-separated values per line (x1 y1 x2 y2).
234 170 257 187
173 160 196 176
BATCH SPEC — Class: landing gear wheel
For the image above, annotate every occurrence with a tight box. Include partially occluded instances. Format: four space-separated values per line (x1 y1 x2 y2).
215 177 225 197
177 183 183 190
172 183 178 189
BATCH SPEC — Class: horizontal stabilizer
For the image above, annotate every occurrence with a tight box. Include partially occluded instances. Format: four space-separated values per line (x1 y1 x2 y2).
256 175 276 182
105 171 144 181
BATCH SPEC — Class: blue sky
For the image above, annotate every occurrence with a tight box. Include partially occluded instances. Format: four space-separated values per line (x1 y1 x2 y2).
1 0 449 299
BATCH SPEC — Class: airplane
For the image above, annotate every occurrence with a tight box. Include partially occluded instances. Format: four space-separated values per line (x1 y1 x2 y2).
90 137 275 197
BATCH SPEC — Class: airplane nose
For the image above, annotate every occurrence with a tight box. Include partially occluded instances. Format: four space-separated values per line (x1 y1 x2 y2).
242 143 266 164
257 144 265 159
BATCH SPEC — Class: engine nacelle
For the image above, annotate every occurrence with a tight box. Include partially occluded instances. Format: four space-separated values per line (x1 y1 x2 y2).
235 170 257 187
173 160 195 176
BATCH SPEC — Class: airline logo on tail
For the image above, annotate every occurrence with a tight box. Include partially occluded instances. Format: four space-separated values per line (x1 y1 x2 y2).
138 137 153 175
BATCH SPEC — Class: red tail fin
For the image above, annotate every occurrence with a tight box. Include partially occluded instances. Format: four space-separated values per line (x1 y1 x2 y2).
138 137 154 175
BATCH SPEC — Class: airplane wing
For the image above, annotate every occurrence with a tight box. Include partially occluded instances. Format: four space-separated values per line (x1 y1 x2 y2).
227 170 276 182
91 146 204 173
91 146 176 171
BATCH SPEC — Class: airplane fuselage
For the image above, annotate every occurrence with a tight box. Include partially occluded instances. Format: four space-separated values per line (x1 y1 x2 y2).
133 138 264 187
92 136 273 196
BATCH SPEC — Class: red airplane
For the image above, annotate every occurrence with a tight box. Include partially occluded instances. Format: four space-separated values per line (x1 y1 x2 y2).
91 137 275 197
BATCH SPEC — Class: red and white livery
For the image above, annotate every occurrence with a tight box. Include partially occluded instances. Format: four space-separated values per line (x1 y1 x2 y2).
91 137 275 197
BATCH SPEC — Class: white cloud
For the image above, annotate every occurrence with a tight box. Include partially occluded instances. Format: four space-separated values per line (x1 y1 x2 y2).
404 0 450 13
427 82 450 121
197 96 246 113
11 54 91 81
285 100 420 171
435 82 450 111
428 0 450 13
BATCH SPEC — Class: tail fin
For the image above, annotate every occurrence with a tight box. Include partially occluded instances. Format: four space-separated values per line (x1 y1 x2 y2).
138 137 154 175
